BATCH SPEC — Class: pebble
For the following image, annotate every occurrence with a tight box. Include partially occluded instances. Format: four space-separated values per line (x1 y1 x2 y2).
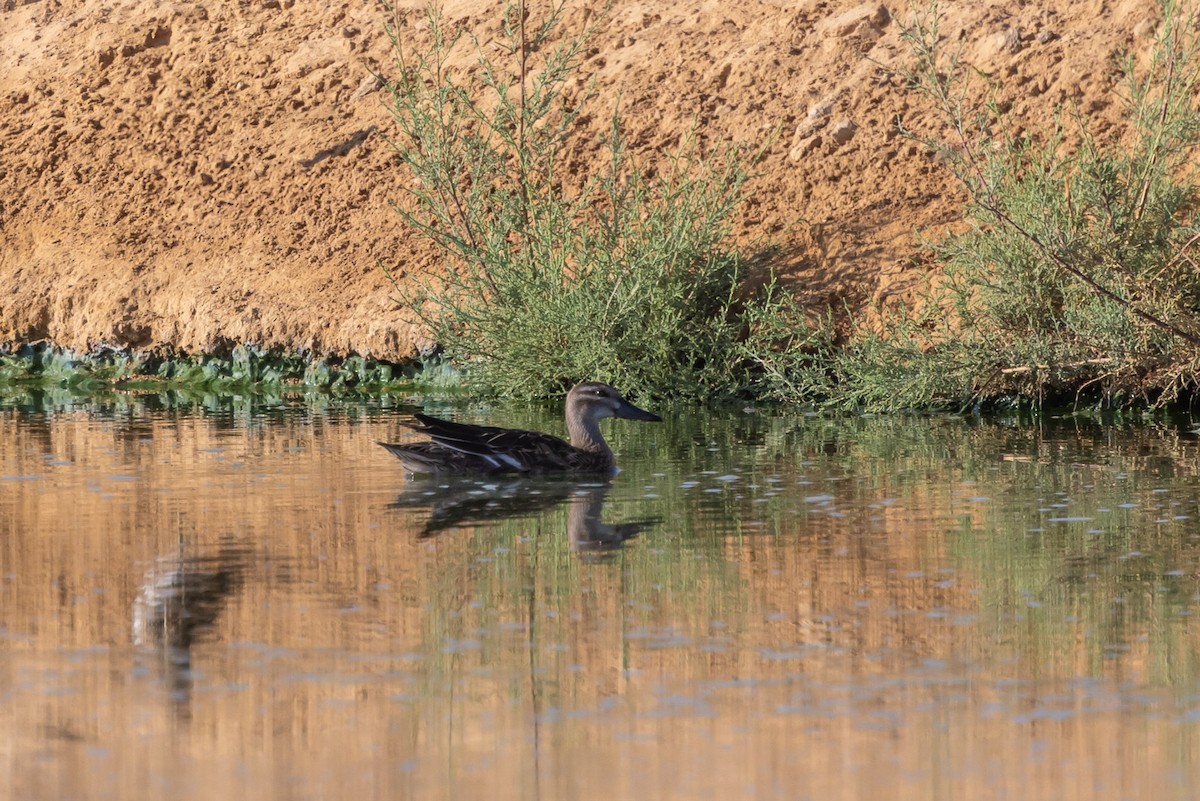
830 118 857 146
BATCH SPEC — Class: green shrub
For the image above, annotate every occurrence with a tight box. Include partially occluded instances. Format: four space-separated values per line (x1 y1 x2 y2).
381 1 764 401
756 0 1200 411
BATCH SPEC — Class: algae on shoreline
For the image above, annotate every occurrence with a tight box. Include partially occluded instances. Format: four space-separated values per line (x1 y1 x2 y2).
0 343 453 403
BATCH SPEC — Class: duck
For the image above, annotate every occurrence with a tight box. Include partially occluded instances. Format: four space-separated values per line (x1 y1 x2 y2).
378 382 661 475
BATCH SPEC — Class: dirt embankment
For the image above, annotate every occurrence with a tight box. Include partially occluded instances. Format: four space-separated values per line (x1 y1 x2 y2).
0 0 1160 361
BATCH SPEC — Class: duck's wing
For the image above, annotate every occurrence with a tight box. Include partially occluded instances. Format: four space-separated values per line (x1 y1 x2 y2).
377 441 504 474
404 414 582 472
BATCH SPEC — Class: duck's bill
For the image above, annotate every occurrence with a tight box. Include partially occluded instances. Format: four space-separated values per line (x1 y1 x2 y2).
616 400 662 422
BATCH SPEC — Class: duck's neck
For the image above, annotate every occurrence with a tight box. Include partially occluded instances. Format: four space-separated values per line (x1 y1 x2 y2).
566 411 611 457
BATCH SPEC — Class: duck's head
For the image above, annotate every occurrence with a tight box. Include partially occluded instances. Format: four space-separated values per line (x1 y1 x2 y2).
567 382 662 423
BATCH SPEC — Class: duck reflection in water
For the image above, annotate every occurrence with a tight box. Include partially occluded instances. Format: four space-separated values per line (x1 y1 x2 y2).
566 483 660 554
132 541 250 714
389 479 660 555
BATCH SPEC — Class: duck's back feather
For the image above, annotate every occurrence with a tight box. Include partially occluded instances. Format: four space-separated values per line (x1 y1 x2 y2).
379 414 614 474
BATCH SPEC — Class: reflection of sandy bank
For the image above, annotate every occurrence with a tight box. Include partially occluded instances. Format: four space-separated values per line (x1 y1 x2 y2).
1 410 1199 800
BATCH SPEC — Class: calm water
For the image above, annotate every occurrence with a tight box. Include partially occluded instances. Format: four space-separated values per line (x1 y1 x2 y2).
2 394 1200 800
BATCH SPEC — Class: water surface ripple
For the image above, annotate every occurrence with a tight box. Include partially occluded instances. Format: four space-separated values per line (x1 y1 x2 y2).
2 399 1199 800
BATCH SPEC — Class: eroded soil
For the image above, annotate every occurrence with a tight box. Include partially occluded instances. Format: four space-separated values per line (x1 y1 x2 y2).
0 0 1161 360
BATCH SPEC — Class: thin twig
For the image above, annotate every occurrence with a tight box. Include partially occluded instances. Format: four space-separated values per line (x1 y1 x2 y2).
1134 20 1179 223
999 357 1115 375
